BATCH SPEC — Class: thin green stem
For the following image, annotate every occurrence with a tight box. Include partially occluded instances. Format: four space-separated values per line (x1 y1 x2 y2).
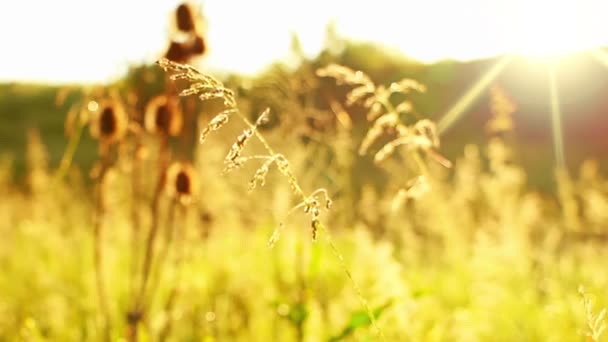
54 110 84 182
319 222 386 341
147 199 179 314
129 136 171 340
236 109 385 340
93 145 112 342
235 111 307 199
158 204 188 342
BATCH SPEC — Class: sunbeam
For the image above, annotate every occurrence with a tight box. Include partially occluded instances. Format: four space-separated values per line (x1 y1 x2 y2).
437 55 513 135
589 49 608 69
548 64 566 170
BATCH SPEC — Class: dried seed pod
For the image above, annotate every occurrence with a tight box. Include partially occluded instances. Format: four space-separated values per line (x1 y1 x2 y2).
166 161 198 203
175 3 196 32
90 100 128 144
249 156 276 191
311 219 320 241
164 41 191 63
189 34 206 56
144 95 183 136
224 109 269 168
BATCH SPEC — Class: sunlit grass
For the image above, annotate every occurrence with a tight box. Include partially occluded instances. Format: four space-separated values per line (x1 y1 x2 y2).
4 2 608 340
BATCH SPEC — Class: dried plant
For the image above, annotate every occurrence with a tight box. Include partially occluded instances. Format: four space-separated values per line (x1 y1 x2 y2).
317 64 440 158
165 161 198 204
122 9 211 338
146 162 197 342
390 175 431 211
579 286 606 342
164 41 193 64
90 99 128 146
129 112 174 340
190 34 206 55
164 2 207 62
88 97 130 341
144 95 183 136
487 85 516 135
158 58 329 245
158 58 386 340
317 64 425 121
318 64 451 207
175 3 198 32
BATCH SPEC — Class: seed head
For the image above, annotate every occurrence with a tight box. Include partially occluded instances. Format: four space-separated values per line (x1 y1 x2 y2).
144 95 183 136
166 161 198 204
190 34 206 56
164 41 191 63
175 3 197 32
90 100 128 144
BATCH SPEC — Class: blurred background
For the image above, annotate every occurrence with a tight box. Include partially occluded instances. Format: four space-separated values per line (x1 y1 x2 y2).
2 0 608 190
2 1 608 341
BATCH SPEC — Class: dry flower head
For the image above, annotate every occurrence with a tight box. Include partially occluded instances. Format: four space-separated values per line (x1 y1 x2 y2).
164 41 192 63
487 85 516 134
158 58 332 245
190 34 206 55
157 58 236 144
166 161 198 204
318 64 451 169
89 99 128 145
175 3 198 32
144 95 183 136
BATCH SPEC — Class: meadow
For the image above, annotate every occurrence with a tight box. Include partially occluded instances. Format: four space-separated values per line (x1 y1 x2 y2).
1 4 608 342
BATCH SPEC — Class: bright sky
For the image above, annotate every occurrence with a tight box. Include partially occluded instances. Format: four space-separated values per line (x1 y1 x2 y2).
1 0 608 83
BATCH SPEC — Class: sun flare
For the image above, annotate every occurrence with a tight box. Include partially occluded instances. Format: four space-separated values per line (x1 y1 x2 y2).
1 0 608 82
515 0 601 60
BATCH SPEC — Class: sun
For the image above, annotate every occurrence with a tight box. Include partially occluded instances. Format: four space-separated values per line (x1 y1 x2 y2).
515 0 593 60
437 0 608 171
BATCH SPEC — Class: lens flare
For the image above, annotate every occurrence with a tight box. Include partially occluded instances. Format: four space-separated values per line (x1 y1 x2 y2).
437 55 513 134
548 65 566 170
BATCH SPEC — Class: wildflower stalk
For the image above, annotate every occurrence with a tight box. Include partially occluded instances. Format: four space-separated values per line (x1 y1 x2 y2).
158 58 386 340
129 134 171 341
295 235 307 342
318 221 386 341
148 199 179 301
158 201 188 341
129 134 143 305
379 98 431 177
142 137 170 293
92 145 112 342
86 98 128 341
55 108 85 182
580 286 606 342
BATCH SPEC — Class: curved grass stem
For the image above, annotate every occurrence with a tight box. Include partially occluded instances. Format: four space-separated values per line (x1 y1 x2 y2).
319 222 386 341
54 110 84 183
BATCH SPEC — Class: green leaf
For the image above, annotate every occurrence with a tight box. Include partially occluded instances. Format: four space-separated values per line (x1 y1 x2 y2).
327 300 393 342
288 302 309 326
271 300 309 327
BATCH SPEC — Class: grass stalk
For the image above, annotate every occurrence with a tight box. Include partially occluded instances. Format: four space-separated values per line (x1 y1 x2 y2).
92 145 112 342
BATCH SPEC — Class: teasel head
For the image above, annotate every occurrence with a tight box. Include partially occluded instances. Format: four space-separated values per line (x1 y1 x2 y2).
189 34 207 56
166 161 198 204
175 2 197 32
164 41 192 63
144 95 183 137
90 99 128 145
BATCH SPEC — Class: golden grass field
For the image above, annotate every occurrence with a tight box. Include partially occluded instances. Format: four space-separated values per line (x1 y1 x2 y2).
1 3 607 342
